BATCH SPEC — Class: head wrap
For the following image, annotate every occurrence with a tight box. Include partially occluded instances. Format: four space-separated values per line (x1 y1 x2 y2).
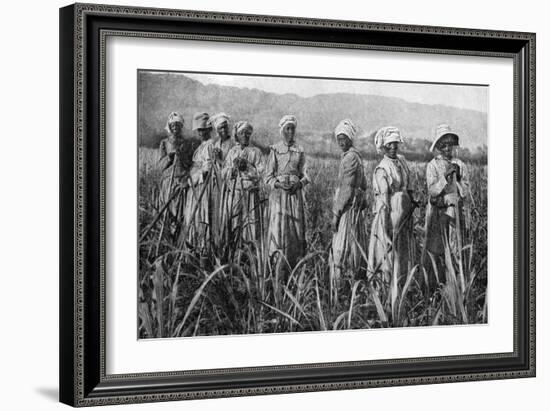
192 112 211 131
430 123 459 152
209 112 230 130
164 111 185 134
278 115 298 131
374 126 403 153
233 121 253 137
334 119 357 142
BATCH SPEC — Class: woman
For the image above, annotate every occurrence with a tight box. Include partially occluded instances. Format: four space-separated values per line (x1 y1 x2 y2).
222 121 264 245
265 115 309 270
157 112 194 225
331 119 368 279
184 112 217 255
210 112 235 166
422 124 470 288
210 112 235 238
367 126 416 285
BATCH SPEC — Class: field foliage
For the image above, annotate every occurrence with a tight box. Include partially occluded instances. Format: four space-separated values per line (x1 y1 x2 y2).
138 147 488 338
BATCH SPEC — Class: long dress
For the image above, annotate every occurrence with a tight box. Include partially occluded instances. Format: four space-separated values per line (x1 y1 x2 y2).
221 144 264 244
367 154 416 283
331 147 367 277
422 155 470 271
183 139 217 253
214 137 236 235
157 135 195 220
265 141 309 269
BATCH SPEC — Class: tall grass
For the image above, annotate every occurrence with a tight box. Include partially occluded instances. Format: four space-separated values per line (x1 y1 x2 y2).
138 148 488 338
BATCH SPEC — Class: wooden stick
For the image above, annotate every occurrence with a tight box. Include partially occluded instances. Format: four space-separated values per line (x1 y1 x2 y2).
139 186 181 243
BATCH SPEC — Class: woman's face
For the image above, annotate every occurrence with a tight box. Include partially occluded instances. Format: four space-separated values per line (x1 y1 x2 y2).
281 123 296 145
169 122 182 136
216 122 230 140
384 141 399 159
237 129 252 147
438 141 454 159
197 128 211 141
336 134 352 152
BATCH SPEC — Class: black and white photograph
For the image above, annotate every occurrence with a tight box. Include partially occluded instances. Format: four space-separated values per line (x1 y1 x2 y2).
1 0 543 409
137 70 488 338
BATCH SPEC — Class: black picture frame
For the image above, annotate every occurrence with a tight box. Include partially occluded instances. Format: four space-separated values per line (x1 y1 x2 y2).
59 3 536 407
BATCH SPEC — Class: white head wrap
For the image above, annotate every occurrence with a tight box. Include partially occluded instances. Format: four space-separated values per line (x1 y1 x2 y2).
278 115 298 131
192 112 211 131
334 119 357 141
374 126 403 153
209 112 230 130
164 112 185 134
233 120 253 137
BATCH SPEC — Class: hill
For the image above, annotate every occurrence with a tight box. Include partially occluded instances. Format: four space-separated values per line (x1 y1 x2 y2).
138 72 487 161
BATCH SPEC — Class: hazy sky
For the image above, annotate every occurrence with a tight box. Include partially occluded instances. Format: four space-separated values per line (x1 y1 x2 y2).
180 72 488 113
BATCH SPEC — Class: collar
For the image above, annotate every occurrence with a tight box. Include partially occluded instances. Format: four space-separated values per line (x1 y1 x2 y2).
436 154 453 162
168 134 183 142
273 141 302 153
341 146 359 157
383 154 400 162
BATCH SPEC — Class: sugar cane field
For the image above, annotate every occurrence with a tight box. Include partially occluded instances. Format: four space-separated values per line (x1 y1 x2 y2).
138 147 488 338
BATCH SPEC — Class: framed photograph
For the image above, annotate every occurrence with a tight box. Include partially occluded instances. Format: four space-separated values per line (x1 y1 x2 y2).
59 3 535 407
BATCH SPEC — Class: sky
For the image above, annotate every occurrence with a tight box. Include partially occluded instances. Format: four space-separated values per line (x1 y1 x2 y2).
182 72 488 113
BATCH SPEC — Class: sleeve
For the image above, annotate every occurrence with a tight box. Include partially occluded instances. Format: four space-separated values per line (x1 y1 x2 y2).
332 153 359 218
158 140 172 172
264 147 278 189
426 161 447 197
255 149 265 175
245 149 264 182
298 150 310 186
200 143 214 174
212 141 222 166
402 158 413 191
455 160 470 199
190 145 211 185
454 159 471 232
221 148 235 180
373 167 392 238
373 167 390 208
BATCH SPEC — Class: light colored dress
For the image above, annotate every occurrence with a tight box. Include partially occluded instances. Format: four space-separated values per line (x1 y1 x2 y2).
331 146 367 276
423 155 470 262
222 144 264 244
214 137 236 164
265 141 309 268
157 136 195 219
185 139 217 253
368 154 416 282
214 137 236 234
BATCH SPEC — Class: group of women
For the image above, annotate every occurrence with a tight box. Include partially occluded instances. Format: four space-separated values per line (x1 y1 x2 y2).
157 111 470 284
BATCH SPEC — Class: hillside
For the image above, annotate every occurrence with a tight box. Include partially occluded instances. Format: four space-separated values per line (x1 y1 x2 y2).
138 72 487 158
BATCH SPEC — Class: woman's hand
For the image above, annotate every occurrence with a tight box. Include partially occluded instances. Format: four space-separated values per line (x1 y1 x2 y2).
237 158 248 172
287 180 302 195
454 163 462 182
408 190 420 209
166 152 176 166
274 181 291 191
445 163 461 182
